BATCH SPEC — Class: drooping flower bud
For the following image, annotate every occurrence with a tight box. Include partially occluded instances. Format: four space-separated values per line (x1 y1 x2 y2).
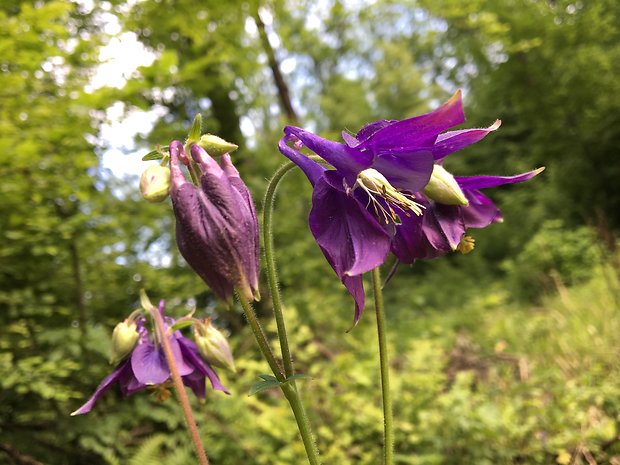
110 319 140 365
422 164 469 206
194 319 236 372
198 134 239 157
169 140 260 303
140 164 171 202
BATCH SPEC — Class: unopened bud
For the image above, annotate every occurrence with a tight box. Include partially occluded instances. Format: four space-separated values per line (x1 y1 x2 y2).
198 134 238 157
423 164 469 206
194 320 236 372
110 320 140 365
140 165 171 202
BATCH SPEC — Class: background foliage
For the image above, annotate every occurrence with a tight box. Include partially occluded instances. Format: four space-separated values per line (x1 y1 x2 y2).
1 0 619 464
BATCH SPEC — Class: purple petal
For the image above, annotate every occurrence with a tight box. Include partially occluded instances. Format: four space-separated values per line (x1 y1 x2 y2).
310 173 392 277
71 360 132 415
177 338 229 394
433 120 501 160
341 273 365 327
460 190 502 228
432 204 467 249
353 120 395 145
284 126 373 178
131 342 170 385
455 167 545 190
360 91 465 153
372 150 434 192
278 136 326 186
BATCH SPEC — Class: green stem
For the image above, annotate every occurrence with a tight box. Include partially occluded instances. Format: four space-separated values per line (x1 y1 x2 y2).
262 161 298 377
151 306 209 465
238 297 321 465
372 267 394 465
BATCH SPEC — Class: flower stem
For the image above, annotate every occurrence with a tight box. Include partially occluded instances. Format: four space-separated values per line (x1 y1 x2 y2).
237 297 321 465
371 267 394 465
262 161 298 377
150 306 209 465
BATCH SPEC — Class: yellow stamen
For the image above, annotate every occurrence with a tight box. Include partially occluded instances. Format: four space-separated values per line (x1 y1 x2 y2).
456 235 475 254
355 169 424 224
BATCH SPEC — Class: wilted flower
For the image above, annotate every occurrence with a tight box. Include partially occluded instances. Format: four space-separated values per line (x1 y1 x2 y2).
392 167 545 262
278 91 499 324
169 140 260 303
71 302 228 416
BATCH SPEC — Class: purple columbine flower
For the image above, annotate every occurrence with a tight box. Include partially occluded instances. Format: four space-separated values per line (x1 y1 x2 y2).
392 166 545 262
71 302 228 416
278 91 500 325
169 140 260 303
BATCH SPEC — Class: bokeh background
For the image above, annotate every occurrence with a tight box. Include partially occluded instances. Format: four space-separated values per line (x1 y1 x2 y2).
1 0 619 464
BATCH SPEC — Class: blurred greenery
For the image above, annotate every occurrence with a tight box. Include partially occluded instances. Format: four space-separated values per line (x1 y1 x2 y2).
1 0 619 464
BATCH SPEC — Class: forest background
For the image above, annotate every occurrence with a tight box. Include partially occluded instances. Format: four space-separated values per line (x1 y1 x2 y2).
1 0 620 464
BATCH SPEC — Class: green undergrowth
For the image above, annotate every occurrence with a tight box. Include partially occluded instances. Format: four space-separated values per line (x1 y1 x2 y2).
92 263 620 465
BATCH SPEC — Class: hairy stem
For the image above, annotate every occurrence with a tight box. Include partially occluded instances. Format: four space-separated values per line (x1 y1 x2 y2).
372 267 394 465
151 307 209 465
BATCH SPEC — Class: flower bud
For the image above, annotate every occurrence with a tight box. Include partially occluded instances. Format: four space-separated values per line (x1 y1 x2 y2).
140 164 171 202
423 164 469 206
198 134 239 157
194 320 236 372
110 320 140 365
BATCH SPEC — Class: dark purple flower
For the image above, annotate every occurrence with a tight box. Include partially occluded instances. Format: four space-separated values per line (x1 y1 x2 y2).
278 91 499 324
169 140 260 303
391 167 545 262
71 303 228 416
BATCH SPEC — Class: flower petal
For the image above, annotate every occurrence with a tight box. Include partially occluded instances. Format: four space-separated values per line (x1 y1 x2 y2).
455 167 545 190
71 360 132 415
372 150 434 192
460 190 502 228
310 173 392 278
278 136 326 186
131 342 170 386
433 120 501 160
284 126 372 178
361 91 465 153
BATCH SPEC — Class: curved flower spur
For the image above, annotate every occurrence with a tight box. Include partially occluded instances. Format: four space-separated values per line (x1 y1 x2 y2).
278 91 502 325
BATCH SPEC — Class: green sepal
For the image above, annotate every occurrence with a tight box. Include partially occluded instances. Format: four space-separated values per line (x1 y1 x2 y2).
187 114 202 144
169 320 194 332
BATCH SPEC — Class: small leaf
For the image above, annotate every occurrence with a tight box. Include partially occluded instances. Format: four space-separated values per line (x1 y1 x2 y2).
142 150 164 161
248 378 280 396
187 114 202 143
169 320 193 332
258 374 278 382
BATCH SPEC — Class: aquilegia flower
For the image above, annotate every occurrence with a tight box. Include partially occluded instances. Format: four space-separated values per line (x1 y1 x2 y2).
392 164 545 262
169 140 260 303
71 301 228 416
278 91 499 324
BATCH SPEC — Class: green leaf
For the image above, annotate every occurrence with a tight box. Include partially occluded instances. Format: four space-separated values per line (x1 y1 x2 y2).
248 378 280 396
141 150 164 161
258 373 278 382
187 114 202 143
